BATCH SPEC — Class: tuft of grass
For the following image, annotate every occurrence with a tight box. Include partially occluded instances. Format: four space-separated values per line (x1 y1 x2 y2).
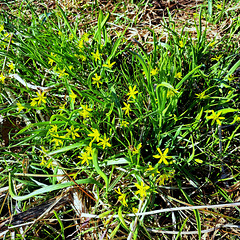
0 0 240 239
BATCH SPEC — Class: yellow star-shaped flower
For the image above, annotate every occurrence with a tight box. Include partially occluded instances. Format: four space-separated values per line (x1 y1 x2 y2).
206 110 225 125
134 181 150 198
153 148 172 165
126 85 138 100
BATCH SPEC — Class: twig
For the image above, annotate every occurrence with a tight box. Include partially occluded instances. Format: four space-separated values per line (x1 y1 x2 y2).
146 224 240 235
9 74 59 92
79 201 240 219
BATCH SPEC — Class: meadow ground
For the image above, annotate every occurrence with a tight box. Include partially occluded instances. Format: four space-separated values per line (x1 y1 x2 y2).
0 0 240 239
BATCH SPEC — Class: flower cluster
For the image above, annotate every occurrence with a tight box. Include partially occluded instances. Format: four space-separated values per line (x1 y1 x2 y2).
90 48 116 88
88 128 111 149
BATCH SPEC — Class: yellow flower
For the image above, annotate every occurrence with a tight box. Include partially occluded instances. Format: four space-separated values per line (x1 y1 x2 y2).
4 33 10 38
132 143 142 155
69 90 77 103
134 181 150 198
51 134 64 147
69 33 74 41
79 109 91 118
158 174 169 185
91 49 101 61
98 134 111 149
195 91 209 100
147 165 154 171
8 62 14 73
0 24 4 33
17 102 24 113
88 128 100 142
78 152 92 165
40 156 53 169
121 120 129 127
81 32 89 42
228 74 235 81
48 52 56 66
30 99 37 107
66 125 80 140
167 88 179 98
126 86 138 100
40 146 48 155
0 73 5 84
79 54 86 61
209 41 217 47
216 4 222 10
79 105 93 119
122 102 131 117
92 73 102 88
193 12 199 18
85 144 93 155
153 148 173 165
158 171 175 185
151 68 158 76
211 54 222 61
57 68 68 78
174 72 182 79
78 40 84 50
58 30 63 36
31 91 47 106
147 164 160 177
103 59 115 69
115 187 128 207
195 159 203 164
173 114 178 122
206 110 225 125
59 103 66 113
49 125 58 134
179 40 184 48
132 207 138 214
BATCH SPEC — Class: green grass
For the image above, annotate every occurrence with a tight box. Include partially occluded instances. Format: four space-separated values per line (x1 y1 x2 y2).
0 0 240 239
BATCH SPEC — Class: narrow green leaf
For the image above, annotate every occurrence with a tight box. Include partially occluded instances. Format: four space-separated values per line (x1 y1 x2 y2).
98 210 112 219
48 142 86 156
108 171 125 192
109 26 128 59
226 59 240 79
110 222 121 239
178 181 201 239
53 210 65 240
92 148 109 192
175 217 189 240
187 135 195 163
208 0 212 17
95 10 109 44
129 50 150 86
9 173 102 201
118 206 129 231
219 108 239 115
57 5 74 37
176 65 202 89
